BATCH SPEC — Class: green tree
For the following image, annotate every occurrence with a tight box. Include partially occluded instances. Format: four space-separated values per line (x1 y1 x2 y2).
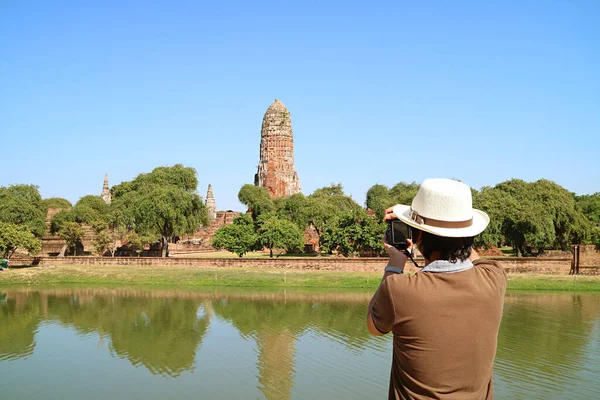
388 182 420 208
576 193 600 225
591 226 600 249
473 179 593 255
0 184 47 237
275 193 311 230
49 195 120 256
212 214 258 257
365 184 391 220
365 182 420 220
92 229 111 256
238 184 274 220
472 187 511 249
257 214 305 257
319 208 385 257
73 195 110 224
126 232 155 256
111 165 209 257
51 195 109 233
305 184 361 241
0 222 42 258
41 197 72 210
58 221 85 256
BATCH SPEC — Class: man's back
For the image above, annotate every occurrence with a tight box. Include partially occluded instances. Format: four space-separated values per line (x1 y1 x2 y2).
373 259 507 400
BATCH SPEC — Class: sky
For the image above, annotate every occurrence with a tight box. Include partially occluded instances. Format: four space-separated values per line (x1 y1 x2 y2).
1 0 599 211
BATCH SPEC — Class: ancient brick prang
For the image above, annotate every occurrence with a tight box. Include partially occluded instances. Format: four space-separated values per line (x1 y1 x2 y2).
205 184 216 220
101 174 111 204
254 99 301 198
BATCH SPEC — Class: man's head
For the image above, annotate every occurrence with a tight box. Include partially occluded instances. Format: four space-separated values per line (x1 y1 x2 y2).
410 229 474 262
392 179 489 263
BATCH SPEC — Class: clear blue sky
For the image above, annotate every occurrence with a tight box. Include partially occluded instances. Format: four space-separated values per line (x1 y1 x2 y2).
1 0 598 211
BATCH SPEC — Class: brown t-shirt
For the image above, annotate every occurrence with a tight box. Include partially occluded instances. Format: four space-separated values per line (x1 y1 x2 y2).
371 259 507 400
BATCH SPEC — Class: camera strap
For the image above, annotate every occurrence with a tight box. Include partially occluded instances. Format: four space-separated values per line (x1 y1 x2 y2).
404 249 420 268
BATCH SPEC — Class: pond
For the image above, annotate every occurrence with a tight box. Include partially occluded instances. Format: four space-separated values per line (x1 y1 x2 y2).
0 287 599 399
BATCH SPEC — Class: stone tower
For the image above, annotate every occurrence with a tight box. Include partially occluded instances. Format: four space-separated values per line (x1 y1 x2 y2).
254 99 301 198
101 174 111 204
205 184 216 220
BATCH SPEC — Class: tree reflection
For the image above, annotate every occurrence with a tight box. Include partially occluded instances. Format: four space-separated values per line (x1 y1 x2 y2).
0 292 42 361
45 294 210 377
4 287 599 400
496 293 600 398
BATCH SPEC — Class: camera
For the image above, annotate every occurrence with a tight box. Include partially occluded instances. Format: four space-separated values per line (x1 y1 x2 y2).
385 219 411 251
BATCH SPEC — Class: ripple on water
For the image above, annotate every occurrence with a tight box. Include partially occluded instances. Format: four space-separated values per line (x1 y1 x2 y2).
494 293 600 399
1 289 600 400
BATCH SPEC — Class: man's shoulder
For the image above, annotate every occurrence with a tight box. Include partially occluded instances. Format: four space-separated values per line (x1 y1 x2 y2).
473 258 505 271
473 258 508 285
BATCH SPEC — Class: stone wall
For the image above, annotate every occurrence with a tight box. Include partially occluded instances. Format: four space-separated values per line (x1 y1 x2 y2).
11 255 584 275
579 244 600 268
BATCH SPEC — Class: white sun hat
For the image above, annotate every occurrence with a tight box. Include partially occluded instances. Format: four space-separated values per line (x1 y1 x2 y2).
392 178 489 238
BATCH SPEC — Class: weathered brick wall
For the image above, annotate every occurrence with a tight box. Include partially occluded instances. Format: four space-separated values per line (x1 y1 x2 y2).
175 211 241 252
579 245 600 267
10 256 581 275
498 257 573 274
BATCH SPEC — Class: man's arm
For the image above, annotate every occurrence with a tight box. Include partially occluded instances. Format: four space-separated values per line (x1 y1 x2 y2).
367 271 397 336
367 205 410 336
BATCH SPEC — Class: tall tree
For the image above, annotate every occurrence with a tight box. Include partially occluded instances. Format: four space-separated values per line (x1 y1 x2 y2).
275 193 311 230
57 221 85 256
319 208 385 257
0 184 47 238
41 197 72 210
305 184 361 240
212 214 258 257
0 222 42 258
576 193 600 226
50 195 116 256
473 179 593 255
238 184 274 220
365 182 420 220
257 214 305 258
111 165 209 257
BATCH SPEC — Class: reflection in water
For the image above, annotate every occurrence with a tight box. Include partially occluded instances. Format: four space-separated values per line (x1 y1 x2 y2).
495 293 600 399
46 294 210 376
213 295 383 399
0 287 379 399
0 292 41 361
1 288 599 400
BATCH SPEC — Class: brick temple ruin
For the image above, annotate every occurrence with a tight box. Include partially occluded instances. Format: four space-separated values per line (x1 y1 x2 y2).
175 99 305 253
39 99 309 256
254 99 301 198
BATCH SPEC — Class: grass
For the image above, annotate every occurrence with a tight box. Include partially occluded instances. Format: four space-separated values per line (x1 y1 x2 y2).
1 264 600 291
506 274 600 291
499 246 516 256
0 265 380 288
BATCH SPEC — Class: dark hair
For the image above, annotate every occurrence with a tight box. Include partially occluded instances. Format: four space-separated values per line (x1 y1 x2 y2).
413 229 474 263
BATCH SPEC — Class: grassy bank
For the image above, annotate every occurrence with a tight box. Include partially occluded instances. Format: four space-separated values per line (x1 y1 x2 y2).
1 264 599 291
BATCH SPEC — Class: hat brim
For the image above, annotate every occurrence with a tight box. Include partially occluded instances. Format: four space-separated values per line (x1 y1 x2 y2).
392 205 490 238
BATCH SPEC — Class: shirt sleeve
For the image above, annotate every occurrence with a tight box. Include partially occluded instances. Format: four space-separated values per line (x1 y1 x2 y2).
370 277 396 334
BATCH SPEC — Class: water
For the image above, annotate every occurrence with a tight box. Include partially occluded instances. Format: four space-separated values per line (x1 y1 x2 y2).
1 288 599 399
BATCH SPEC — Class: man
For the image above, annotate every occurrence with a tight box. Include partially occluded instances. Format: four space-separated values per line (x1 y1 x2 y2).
367 178 507 400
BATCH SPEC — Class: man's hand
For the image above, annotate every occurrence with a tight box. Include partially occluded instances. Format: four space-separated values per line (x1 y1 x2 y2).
383 205 410 269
